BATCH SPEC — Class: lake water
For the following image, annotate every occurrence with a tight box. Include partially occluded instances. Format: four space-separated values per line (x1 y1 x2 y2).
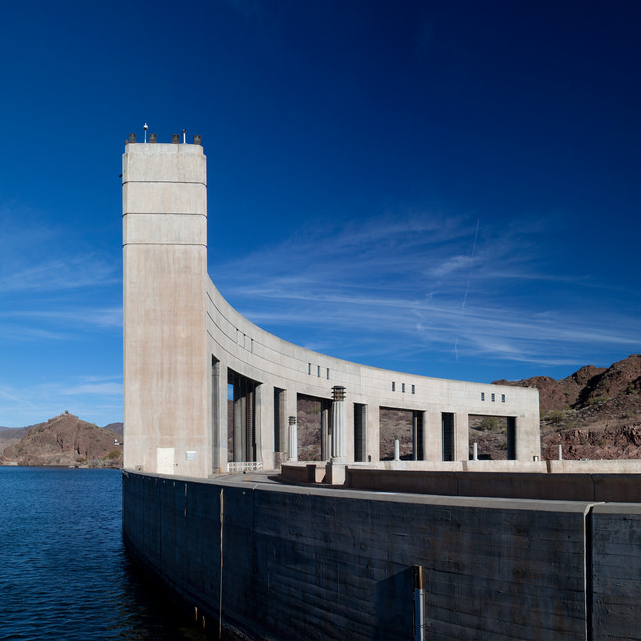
0 467 211 640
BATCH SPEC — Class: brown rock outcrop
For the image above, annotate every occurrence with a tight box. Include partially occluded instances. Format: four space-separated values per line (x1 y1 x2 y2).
0 413 122 468
496 354 641 460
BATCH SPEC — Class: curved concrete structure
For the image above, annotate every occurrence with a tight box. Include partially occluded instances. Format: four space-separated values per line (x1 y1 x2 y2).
122 138 641 641
123 139 540 479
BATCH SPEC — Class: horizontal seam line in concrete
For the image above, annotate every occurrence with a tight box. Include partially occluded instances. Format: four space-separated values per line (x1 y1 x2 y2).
122 180 206 185
122 211 207 218
122 242 206 247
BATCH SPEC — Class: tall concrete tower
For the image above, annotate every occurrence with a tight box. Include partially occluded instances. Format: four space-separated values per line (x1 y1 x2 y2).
122 139 210 478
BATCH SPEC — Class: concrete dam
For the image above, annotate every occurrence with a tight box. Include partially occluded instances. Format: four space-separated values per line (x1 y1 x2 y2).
121 134 641 639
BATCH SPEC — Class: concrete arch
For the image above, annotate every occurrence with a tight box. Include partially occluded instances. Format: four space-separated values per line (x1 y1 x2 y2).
123 141 540 478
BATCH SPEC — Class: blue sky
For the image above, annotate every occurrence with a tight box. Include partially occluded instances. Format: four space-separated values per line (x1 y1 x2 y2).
1 0 640 427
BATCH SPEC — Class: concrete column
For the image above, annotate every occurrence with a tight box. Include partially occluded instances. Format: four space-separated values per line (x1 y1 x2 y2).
245 386 253 461
288 416 298 462
515 407 542 461
275 388 287 466
233 382 243 462
256 383 273 466
423 410 440 461
345 400 355 462
366 404 380 463
331 386 347 461
455 412 469 461
211 358 228 473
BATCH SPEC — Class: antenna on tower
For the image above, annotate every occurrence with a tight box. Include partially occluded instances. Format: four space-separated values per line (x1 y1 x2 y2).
144 123 148 143
183 129 187 144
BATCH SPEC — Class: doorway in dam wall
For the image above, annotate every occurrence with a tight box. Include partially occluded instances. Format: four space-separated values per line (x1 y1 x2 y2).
227 369 259 462
468 415 516 460
379 408 423 460
296 394 331 461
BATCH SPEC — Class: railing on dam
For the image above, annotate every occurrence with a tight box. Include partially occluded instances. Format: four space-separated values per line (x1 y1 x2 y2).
227 461 264 474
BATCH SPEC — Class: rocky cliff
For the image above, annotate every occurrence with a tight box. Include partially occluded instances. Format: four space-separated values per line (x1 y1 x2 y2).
494 354 641 460
0 413 123 468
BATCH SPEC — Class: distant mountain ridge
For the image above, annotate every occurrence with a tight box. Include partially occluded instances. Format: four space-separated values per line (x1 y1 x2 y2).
494 355 641 413
0 413 123 468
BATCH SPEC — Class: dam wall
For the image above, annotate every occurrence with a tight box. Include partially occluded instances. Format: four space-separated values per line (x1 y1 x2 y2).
122 470 641 640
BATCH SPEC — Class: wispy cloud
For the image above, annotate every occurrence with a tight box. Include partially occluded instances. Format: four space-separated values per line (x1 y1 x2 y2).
0 207 119 295
0 307 122 329
0 376 122 428
210 211 641 370
0 307 122 346
0 256 118 294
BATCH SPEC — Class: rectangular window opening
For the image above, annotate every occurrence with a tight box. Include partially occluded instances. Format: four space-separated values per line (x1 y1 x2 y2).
442 412 455 462
402 383 405 393
481 392 485 401
501 394 506 402
411 385 415 395
491 393 495 402
392 382 396 392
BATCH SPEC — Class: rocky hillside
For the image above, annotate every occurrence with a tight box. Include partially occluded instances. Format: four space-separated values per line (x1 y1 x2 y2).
495 354 641 460
0 425 31 453
0 413 123 468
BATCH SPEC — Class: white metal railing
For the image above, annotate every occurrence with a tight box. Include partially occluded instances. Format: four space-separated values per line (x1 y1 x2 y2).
227 461 263 474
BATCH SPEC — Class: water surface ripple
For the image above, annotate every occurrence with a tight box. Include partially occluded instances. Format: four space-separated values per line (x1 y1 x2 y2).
0 467 210 640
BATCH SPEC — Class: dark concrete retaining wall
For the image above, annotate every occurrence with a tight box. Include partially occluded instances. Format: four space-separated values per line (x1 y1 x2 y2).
347 469 641 502
122 471 641 640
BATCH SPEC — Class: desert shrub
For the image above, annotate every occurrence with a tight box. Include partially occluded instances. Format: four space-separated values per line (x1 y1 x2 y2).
588 394 610 406
478 416 499 431
104 450 121 460
547 410 565 424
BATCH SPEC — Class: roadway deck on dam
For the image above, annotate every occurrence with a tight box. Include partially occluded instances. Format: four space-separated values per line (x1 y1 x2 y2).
195 470 600 512
201 467 641 504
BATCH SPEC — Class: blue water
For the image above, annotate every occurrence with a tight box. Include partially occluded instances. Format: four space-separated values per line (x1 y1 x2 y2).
0 467 211 641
